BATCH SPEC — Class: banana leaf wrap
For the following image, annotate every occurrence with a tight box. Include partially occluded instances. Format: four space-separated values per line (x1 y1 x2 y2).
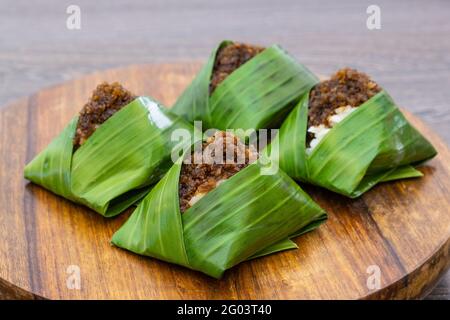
171 40 318 130
270 91 437 198
112 156 327 278
24 97 196 217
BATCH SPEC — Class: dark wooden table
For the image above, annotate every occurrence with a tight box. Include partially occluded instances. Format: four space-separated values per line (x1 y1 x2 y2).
0 0 448 300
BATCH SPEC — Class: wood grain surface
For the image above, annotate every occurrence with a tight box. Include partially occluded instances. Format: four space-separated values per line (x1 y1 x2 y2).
0 0 449 300
0 63 448 300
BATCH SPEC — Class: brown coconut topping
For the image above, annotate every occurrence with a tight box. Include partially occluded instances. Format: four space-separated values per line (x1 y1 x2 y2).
74 82 136 148
210 42 265 94
308 68 381 130
179 131 258 213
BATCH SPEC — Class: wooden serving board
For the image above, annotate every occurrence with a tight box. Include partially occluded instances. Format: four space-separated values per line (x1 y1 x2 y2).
0 63 449 300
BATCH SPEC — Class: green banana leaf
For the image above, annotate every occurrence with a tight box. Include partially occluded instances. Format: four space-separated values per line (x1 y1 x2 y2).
24 117 79 202
269 91 437 198
24 97 196 217
172 40 318 130
112 156 327 278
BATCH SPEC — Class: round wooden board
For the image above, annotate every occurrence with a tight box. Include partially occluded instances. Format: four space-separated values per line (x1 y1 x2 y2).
0 63 449 300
